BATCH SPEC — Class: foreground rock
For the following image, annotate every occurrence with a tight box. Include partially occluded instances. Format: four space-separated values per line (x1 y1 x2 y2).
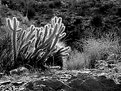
22 71 121 91
10 67 29 76
0 70 121 91
24 79 72 91
68 73 121 91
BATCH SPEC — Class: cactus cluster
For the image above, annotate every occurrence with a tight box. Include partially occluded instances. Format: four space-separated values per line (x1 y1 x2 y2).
6 16 70 69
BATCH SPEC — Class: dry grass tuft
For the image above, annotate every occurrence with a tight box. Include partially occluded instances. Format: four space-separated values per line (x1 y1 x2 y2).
83 32 121 67
65 49 88 70
65 32 121 70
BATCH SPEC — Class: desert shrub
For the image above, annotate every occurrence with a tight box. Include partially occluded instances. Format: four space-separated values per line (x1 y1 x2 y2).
0 34 13 73
65 49 89 70
83 32 121 68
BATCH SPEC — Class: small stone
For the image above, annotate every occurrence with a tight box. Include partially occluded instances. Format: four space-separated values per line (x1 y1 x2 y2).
10 67 29 76
24 82 34 90
10 69 18 76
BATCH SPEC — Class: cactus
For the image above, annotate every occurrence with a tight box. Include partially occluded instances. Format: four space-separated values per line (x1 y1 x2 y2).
6 16 70 70
30 16 68 67
17 25 36 59
6 17 36 65
6 17 21 62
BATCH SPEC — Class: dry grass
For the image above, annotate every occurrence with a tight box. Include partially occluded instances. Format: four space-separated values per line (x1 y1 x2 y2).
84 32 121 67
65 49 89 70
65 32 121 70
84 33 119 56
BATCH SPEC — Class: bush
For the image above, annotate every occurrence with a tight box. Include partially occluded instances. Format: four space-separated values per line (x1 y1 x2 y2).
64 32 121 70
83 32 121 68
0 34 13 73
65 49 89 70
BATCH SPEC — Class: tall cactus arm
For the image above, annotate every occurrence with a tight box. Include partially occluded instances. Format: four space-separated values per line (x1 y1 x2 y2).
49 29 66 54
36 17 66 64
42 24 49 43
6 17 21 62
44 16 63 44
36 27 44 38
25 25 36 41
36 23 59 50
51 16 62 30
31 16 65 59
49 23 66 51
6 17 36 62
7 18 14 32
6 17 21 32
18 25 36 53
17 30 26 52
57 23 65 35
20 25 35 46
13 17 17 31
21 38 35 58
34 16 63 51
35 32 42 49
17 29 24 41
35 27 43 48
33 26 55 55
50 37 59 51
58 47 70 57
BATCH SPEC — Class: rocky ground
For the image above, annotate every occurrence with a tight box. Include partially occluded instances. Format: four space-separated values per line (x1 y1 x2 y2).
0 67 121 91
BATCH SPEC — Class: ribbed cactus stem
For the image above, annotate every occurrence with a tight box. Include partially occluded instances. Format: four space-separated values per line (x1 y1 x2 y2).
13 28 17 62
6 17 19 62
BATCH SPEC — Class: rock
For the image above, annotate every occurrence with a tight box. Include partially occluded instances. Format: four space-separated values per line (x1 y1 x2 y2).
0 81 11 85
68 74 121 91
10 67 29 76
107 54 118 61
24 82 34 90
12 82 25 86
76 73 92 80
10 69 17 76
68 78 84 91
38 85 55 91
95 60 108 69
67 75 77 82
97 76 121 91
107 54 119 64
18 67 29 75
24 79 72 91
68 77 103 91
25 84 55 91
49 66 61 72
117 76 121 84
34 79 72 91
